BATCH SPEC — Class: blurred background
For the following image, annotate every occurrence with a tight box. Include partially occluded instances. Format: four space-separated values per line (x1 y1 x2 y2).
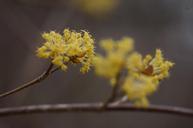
0 0 193 127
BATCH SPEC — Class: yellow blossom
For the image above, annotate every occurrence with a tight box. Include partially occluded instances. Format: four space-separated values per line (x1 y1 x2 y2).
37 29 95 73
93 37 174 107
134 97 149 108
127 49 174 80
71 0 119 16
122 49 174 107
122 75 159 107
93 37 134 85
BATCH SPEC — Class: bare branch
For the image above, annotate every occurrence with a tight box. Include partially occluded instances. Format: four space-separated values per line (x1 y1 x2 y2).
112 96 128 105
0 63 58 99
0 103 193 118
103 73 122 108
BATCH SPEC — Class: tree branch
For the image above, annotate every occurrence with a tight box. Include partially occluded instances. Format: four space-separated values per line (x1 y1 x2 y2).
0 103 193 117
0 63 58 99
103 73 122 108
112 96 128 105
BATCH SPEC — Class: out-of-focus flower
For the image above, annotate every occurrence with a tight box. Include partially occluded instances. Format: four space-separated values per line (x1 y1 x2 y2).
127 49 174 80
72 0 119 16
122 49 174 107
122 75 159 107
93 37 134 85
93 37 174 107
37 29 95 73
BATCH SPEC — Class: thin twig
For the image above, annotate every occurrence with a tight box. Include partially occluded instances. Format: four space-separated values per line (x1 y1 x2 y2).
0 103 193 117
112 96 128 105
102 73 122 108
0 63 58 99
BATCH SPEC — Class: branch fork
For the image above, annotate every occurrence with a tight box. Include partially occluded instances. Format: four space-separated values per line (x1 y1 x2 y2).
0 64 193 118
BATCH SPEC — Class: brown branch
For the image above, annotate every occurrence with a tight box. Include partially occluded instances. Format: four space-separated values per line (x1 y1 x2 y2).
103 73 122 108
0 63 58 99
0 103 193 117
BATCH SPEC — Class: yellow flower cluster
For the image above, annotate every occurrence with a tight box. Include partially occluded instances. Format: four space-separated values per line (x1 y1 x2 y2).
93 37 174 107
37 29 95 73
71 0 119 16
127 50 174 80
93 37 134 85
123 49 174 107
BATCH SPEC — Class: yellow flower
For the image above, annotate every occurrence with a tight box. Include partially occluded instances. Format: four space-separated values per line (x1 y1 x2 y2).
93 37 134 85
127 49 174 80
122 49 174 107
122 75 159 107
134 97 149 108
71 0 119 16
92 36 174 107
37 29 95 73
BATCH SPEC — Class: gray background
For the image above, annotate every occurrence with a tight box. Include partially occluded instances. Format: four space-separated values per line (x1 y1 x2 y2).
0 0 193 127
